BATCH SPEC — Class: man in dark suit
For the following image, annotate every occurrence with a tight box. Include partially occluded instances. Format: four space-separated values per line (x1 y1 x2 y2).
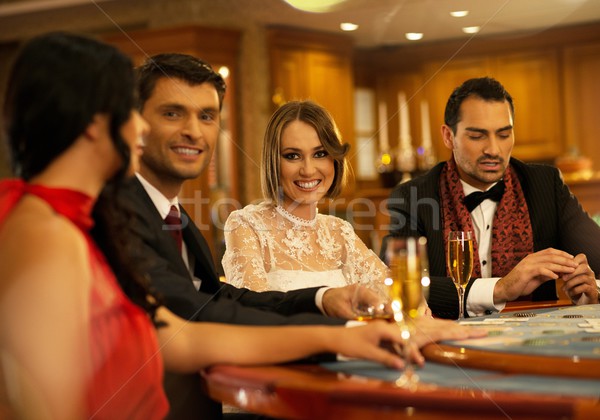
123 53 355 418
386 77 600 319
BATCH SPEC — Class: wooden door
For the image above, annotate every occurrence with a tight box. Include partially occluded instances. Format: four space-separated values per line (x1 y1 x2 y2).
492 50 561 161
423 57 490 162
563 42 600 169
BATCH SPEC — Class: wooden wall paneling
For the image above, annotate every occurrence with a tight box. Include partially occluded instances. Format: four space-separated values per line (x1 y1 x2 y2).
422 57 491 162
267 27 356 198
270 47 307 106
563 42 600 169
357 22 600 168
492 50 562 162
306 50 355 166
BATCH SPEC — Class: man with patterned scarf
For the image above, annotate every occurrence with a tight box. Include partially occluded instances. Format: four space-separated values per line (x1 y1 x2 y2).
385 77 600 319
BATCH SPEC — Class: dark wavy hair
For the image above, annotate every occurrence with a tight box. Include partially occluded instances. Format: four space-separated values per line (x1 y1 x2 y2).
2 31 162 323
136 53 227 110
444 76 515 134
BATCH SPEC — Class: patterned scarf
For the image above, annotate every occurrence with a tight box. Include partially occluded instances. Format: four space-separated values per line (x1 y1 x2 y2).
440 157 534 278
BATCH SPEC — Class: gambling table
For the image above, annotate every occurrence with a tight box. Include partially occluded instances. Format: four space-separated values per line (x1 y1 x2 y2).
425 304 600 378
204 305 600 419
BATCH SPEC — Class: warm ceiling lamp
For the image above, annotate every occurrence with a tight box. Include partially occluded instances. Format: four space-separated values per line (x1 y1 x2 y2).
340 22 359 31
283 0 348 13
405 32 424 41
462 26 480 34
450 10 469 18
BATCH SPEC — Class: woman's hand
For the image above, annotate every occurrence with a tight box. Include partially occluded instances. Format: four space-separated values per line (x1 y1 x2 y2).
330 319 487 369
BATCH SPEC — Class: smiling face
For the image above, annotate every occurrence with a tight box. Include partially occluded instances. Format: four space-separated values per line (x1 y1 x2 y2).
441 96 514 190
279 120 335 216
139 77 220 198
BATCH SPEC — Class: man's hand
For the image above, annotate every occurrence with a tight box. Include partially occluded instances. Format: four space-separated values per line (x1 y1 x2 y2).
494 248 578 304
561 253 599 304
322 284 358 319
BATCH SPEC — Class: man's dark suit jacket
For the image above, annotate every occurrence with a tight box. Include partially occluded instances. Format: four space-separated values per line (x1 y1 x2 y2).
120 177 343 419
385 158 600 319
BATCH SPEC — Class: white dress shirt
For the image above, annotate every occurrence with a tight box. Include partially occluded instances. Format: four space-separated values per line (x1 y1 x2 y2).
460 180 505 316
136 173 202 290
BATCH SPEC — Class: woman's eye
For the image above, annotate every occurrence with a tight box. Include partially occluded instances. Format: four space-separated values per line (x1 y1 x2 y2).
283 153 299 160
314 150 328 158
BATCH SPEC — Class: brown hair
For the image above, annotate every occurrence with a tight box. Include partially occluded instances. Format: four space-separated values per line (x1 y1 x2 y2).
261 100 350 202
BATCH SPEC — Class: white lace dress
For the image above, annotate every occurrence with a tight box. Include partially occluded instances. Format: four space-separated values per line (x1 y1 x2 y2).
222 202 387 292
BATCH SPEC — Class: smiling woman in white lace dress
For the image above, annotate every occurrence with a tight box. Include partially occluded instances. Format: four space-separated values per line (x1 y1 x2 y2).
222 100 387 292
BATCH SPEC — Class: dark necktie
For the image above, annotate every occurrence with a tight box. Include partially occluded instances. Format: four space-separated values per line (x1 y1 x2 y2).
464 180 505 212
164 205 183 252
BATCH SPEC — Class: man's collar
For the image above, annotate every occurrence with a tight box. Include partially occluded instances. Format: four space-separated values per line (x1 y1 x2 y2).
460 179 500 195
135 173 179 219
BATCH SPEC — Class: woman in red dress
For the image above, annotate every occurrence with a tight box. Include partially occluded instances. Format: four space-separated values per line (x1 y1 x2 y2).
0 32 484 419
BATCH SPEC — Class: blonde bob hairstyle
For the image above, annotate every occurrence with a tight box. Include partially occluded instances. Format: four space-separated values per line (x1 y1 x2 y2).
261 100 350 203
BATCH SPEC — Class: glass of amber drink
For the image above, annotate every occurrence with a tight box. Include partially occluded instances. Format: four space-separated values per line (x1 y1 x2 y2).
447 231 474 320
384 236 428 387
351 280 392 322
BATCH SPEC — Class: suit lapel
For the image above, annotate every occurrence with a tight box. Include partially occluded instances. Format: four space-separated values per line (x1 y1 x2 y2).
127 178 195 280
127 177 221 293
180 207 220 293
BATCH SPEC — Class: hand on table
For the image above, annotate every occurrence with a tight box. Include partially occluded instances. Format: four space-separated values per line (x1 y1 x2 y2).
411 317 488 348
561 253 599 304
494 248 577 304
333 318 487 370
403 317 488 367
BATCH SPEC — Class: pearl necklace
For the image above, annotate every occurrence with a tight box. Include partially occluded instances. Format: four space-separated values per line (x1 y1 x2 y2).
275 205 318 228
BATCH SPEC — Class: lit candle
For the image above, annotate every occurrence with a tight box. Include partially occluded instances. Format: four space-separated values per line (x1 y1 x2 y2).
398 91 411 147
420 100 432 149
378 101 390 151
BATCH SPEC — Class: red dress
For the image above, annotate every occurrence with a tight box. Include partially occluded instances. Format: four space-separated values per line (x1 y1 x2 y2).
0 180 169 419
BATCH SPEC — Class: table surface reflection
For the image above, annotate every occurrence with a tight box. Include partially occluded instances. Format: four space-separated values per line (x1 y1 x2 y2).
204 303 600 419
204 361 600 419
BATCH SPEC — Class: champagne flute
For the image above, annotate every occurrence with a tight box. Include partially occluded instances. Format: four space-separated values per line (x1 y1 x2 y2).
447 231 474 320
384 236 427 387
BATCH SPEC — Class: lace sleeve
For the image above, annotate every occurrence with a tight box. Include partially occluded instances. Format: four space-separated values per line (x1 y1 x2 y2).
222 210 270 291
339 219 388 286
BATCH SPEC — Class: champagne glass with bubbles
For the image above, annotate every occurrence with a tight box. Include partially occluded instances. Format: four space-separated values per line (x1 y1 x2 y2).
447 231 474 320
384 236 428 386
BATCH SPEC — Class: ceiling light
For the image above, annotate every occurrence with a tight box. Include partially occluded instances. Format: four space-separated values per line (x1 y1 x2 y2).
450 10 469 18
340 22 359 31
462 26 480 34
405 32 424 41
283 0 348 13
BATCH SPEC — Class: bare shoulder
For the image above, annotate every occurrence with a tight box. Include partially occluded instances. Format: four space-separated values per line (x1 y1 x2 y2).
0 197 90 294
